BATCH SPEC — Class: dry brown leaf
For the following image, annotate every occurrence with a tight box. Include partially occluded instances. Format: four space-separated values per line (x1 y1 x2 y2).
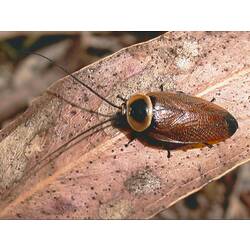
0 31 249 219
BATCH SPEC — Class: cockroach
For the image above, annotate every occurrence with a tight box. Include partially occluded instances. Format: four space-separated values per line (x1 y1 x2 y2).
31 53 238 160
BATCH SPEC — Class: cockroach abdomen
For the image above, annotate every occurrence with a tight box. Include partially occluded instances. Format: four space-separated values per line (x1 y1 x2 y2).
225 113 238 136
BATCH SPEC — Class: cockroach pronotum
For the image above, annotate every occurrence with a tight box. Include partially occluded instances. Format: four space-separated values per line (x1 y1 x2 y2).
31 53 238 160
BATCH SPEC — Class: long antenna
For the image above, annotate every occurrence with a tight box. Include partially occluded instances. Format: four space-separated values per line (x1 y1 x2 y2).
47 90 113 118
28 52 121 110
38 117 114 168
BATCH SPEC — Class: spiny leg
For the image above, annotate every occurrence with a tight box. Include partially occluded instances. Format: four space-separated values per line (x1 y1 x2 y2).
167 150 171 158
163 144 171 158
117 95 127 102
210 97 216 103
159 85 185 95
176 91 185 94
204 143 213 148
125 138 136 147
125 132 137 147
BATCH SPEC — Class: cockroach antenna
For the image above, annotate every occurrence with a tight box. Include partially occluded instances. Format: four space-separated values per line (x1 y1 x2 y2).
28 52 121 110
37 117 114 168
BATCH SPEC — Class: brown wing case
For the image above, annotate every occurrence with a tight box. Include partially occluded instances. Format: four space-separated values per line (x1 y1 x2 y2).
147 91 238 144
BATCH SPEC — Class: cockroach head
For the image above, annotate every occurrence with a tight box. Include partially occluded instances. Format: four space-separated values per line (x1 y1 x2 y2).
112 104 129 129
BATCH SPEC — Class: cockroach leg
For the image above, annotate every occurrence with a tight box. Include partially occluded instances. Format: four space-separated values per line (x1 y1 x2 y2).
125 137 136 147
117 95 127 102
159 84 164 92
161 142 172 158
176 91 185 94
124 132 138 147
167 150 171 158
210 97 216 103
204 143 213 148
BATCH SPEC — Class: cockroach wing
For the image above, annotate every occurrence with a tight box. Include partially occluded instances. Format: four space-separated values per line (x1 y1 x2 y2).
147 91 238 145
